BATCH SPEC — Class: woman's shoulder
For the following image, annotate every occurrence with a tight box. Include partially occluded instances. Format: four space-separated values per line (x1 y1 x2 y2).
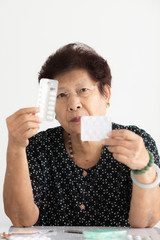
112 122 156 143
28 126 63 145
112 122 148 136
112 122 155 148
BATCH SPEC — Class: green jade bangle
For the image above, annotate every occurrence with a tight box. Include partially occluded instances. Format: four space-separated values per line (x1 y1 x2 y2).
131 164 160 189
132 151 154 175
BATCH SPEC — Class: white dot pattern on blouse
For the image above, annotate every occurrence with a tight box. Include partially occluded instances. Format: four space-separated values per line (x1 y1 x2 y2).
26 123 160 226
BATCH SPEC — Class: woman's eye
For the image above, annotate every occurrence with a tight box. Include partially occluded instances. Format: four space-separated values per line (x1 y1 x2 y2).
57 93 66 98
80 88 88 92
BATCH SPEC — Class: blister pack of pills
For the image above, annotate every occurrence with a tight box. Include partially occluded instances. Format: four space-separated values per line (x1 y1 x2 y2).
36 78 58 121
81 116 112 141
9 236 51 240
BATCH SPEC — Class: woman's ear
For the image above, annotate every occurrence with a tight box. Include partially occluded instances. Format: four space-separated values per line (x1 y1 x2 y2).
104 85 111 105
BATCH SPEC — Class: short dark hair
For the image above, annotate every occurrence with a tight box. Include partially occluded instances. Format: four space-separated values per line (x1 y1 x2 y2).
38 43 112 95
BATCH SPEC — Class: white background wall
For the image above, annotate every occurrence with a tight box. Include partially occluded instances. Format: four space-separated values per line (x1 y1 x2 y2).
0 0 160 228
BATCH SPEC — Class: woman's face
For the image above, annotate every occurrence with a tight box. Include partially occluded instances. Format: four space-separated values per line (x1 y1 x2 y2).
55 69 111 135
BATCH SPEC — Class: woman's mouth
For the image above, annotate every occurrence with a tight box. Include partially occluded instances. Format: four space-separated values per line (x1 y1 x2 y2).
70 116 81 122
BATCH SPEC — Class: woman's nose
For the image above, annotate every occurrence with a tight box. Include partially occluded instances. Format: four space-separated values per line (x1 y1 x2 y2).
68 105 81 111
67 95 82 112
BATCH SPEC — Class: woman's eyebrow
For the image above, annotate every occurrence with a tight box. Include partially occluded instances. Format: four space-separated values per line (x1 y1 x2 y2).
58 87 66 90
58 81 86 91
75 81 86 87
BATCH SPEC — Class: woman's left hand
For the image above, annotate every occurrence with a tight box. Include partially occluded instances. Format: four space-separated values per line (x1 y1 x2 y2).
102 129 149 170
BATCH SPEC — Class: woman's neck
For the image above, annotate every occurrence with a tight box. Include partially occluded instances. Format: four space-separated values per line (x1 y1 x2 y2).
63 130 103 169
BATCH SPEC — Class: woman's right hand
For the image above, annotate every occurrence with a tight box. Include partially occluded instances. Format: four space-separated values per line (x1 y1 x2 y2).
6 107 42 148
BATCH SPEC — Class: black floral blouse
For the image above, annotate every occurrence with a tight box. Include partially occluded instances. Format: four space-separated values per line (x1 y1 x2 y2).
26 123 160 226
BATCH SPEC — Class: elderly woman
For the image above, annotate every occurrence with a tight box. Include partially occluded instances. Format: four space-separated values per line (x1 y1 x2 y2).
3 43 160 227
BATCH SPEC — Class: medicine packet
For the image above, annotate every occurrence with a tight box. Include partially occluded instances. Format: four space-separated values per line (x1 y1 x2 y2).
81 116 112 141
36 78 58 121
83 229 127 240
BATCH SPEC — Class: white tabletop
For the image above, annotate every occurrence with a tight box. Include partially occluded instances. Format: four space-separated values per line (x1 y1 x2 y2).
1 226 160 240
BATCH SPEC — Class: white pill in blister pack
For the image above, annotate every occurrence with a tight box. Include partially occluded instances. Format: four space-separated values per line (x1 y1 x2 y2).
36 78 58 121
81 116 112 141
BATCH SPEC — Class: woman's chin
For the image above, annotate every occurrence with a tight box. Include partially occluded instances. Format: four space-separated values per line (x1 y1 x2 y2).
69 125 81 135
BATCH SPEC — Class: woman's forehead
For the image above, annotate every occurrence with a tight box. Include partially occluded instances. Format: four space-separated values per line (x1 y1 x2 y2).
56 70 96 90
